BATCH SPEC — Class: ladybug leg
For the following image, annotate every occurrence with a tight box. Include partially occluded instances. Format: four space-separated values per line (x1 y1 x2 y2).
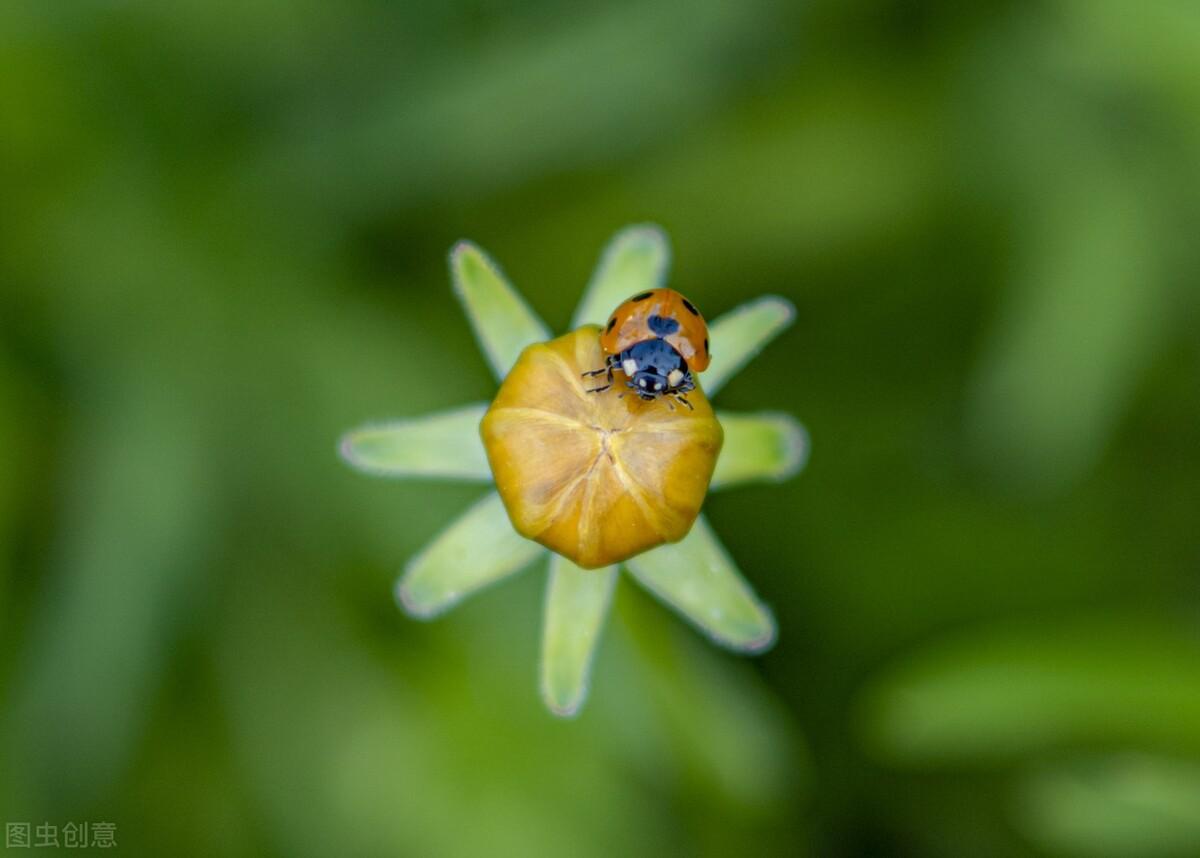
585 365 612 392
581 354 616 378
673 375 695 409
584 356 618 393
586 375 613 394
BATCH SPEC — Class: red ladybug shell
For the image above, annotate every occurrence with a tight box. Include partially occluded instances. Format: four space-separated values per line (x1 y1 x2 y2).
599 288 711 373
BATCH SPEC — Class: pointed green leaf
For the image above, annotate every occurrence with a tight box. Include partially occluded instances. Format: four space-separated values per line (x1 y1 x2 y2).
711 410 809 490
572 224 671 328
450 241 551 381
1015 756 1200 858
397 492 545 618
858 616 1200 764
625 515 775 653
615 588 808 807
339 403 491 481
7 371 216 809
966 172 1165 492
540 557 617 718
703 296 795 396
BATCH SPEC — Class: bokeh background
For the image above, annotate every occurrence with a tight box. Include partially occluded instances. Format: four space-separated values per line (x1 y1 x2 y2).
2 1 1199 855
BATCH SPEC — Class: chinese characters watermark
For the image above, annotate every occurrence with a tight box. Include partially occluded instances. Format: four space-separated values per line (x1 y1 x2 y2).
5 822 116 849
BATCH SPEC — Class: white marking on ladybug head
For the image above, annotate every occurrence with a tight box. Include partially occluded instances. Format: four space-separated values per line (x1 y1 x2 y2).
654 381 663 391
667 369 684 388
638 377 648 388
622 358 638 376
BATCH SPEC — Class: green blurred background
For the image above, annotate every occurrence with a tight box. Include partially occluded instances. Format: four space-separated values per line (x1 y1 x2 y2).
2 1 1199 855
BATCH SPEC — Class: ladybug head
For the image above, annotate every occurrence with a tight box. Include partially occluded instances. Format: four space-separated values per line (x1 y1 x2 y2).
621 339 690 399
630 368 669 399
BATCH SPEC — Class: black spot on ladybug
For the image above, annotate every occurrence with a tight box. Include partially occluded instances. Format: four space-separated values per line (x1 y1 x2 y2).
631 291 654 302
681 298 699 316
703 337 709 354
606 317 617 333
647 314 680 336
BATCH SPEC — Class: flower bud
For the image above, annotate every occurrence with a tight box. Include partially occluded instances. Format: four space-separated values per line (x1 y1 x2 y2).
481 327 723 569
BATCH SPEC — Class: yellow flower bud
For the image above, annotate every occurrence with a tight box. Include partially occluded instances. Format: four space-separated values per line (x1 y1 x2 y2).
481 326 723 569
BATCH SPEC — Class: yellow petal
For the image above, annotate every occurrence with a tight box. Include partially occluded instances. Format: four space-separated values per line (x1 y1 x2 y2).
481 327 723 569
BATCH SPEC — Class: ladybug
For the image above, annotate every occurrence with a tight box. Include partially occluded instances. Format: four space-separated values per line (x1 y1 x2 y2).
582 288 711 409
